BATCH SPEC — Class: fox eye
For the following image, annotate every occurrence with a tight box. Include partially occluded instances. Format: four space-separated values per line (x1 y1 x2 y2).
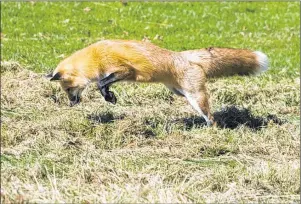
66 88 71 92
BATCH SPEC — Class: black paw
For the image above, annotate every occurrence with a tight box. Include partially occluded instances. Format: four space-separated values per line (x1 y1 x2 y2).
104 91 117 104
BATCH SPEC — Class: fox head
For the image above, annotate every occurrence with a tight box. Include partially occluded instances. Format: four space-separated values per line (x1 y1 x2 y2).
47 62 90 106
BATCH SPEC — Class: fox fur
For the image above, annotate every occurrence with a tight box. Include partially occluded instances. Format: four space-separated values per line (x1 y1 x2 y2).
48 40 269 126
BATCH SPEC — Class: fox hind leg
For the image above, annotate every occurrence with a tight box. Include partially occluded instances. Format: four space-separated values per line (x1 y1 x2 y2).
166 85 185 97
184 91 213 126
181 66 213 126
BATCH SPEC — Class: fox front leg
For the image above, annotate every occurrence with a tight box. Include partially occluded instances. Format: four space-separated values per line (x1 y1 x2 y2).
101 85 117 105
97 83 117 104
97 70 135 104
98 70 134 87
97 73 123 104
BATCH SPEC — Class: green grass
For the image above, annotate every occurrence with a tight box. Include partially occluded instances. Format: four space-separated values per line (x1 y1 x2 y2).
1 2 300 77
1 2 300 203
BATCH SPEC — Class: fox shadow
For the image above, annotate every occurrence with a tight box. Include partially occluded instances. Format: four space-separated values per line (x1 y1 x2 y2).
87 112 125 124
87 106 284 131
177 106 284 130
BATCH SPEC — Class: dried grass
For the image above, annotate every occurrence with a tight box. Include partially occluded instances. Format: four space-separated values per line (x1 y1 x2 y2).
1 61 300 203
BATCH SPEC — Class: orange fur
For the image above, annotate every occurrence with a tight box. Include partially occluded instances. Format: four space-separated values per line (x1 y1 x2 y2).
51 40 268 126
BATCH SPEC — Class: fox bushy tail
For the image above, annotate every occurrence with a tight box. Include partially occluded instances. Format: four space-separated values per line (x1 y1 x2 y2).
181 47 269 78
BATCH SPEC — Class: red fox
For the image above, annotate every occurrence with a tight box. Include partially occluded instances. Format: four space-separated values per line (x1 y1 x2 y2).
47 40 269 126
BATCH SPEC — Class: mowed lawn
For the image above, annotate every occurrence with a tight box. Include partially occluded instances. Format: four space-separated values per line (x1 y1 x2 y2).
1 2 300 203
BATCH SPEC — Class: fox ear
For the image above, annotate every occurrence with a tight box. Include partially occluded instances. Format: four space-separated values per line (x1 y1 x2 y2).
49 72 62 81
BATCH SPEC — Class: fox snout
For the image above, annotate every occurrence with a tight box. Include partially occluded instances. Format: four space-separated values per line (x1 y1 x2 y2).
69 94 81 107
66 88 85 107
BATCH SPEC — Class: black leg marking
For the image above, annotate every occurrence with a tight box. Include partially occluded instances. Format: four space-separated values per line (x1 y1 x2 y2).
97 84 117 104
98 73 126 88
166 86 185 97
99 69 135 87
97 70 134 104
171 88 185 97
99 73 115 87
102 86 117 104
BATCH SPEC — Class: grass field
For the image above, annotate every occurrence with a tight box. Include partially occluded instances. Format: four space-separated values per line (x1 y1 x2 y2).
1 2 300 203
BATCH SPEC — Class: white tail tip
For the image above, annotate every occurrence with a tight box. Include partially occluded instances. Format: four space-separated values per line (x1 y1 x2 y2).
254 51 269 74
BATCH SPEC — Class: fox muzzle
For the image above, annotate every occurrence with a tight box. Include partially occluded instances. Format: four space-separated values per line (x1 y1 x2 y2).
69 95 81 107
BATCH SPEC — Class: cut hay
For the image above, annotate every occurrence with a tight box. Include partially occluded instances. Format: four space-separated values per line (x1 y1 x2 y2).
1 61 300 203
1 61 23 73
